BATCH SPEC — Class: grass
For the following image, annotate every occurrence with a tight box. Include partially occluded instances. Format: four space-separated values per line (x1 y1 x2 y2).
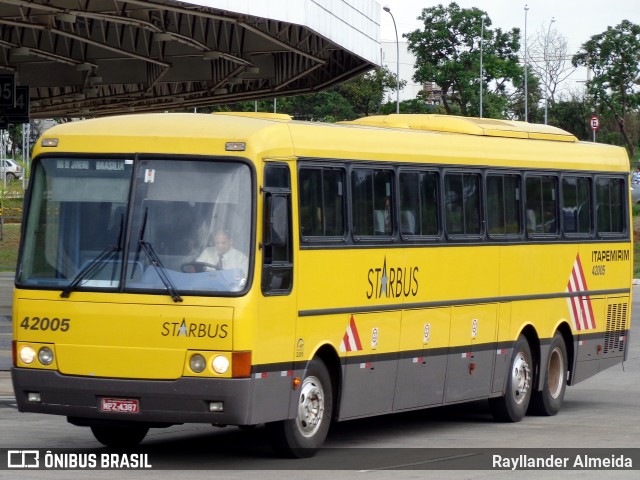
1 184 24 272
0 223 20 272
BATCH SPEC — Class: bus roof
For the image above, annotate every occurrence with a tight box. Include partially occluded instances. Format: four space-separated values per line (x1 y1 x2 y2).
341 114 578 142
35 112 629 173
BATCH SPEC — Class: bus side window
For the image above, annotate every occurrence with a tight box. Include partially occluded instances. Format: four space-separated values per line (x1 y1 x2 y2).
262 164 293 295
444 172 481 237
299 167 345 239
596 176 626 236
526 175 558 236
352 168 394 238
399 170 439 237
562 176 592 236
487 174 521 237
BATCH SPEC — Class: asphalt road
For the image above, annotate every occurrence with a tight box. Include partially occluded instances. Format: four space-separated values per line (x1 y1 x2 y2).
0 280 638 479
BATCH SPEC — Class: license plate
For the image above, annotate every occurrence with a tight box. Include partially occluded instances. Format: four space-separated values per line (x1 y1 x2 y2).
100 398 140 414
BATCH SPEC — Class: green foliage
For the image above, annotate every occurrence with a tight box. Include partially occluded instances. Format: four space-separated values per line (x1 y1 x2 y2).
208 66 401 122
0 223 20 271
573 20 640 156
404 2 522 117
380 97 438 114
510 69 543 122
0 189 22 218
335 66 405 118
547 96 592 140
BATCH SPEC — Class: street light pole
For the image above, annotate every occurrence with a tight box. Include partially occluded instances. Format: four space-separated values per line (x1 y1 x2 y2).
544 17 556 125
480 16 484 118
383 5 400 114
524 4 529 122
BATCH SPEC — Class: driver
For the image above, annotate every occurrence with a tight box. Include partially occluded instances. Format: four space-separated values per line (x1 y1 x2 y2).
196 230 248 275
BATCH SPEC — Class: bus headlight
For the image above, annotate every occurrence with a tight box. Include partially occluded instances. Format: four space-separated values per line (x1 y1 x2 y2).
38 347 54 365
19 346 36 364
212 355 230 374
189 354 206 373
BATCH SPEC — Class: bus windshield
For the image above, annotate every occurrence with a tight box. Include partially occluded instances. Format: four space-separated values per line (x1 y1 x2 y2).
18 157 253 296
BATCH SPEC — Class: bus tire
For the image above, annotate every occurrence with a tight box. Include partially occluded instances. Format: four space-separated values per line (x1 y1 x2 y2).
90 425 149 448
529 332 568 416
266 358 333 458
489 334 533 422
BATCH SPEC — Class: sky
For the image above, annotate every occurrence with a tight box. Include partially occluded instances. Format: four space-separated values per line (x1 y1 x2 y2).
379 0 639 51
378 0 640 92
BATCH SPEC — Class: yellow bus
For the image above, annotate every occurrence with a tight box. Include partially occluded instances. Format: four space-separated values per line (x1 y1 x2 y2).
12 112 632 457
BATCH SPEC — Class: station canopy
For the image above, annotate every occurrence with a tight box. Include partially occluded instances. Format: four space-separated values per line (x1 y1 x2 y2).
0 0 380 118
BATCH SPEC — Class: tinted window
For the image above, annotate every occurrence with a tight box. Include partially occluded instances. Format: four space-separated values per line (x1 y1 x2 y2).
399 170 439 236
596 177 626 235
444 172 481 236
526 175 558 235
487 174 522 236
262 164 293 294
299 168 345 238
351 169 394 237
562 176 592 235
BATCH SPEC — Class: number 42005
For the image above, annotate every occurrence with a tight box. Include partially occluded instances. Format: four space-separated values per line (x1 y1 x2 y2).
20 316 70 332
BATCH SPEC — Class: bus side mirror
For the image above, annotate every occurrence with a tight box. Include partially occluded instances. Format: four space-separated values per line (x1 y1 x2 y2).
265 194 288 246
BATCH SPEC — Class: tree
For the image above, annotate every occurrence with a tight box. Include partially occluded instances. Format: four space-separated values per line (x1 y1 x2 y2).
573 20 640 156
528 21 576 120
335 66 404 118
510 69 543 123
404 2 522 117
206 66 402 122
549 88 592 140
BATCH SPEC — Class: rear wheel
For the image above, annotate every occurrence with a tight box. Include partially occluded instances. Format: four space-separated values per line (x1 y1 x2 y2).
529 332 568 416
490 334 533 422
266 358 333 458
90 425 149 448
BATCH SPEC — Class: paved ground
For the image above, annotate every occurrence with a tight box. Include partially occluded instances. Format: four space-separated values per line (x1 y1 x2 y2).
0 275 638 478
0 272 12 374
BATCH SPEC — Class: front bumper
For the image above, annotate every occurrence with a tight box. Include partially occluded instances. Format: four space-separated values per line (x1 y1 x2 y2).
11 368 252 425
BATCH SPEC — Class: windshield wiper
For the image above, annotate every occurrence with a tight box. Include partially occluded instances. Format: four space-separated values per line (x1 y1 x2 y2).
61 214 124 298
60 246 118 298
135 207 182 303
138 239 183 303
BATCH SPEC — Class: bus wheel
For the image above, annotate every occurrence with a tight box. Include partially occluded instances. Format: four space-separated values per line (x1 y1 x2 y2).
529 332 568 416
266 358 333 458
489 335 533 422
90 425 149 448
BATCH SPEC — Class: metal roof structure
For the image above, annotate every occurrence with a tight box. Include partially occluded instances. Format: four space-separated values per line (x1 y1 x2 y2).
0 0 380 119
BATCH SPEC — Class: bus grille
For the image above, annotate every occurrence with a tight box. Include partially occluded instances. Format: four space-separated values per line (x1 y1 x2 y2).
604 302 627 354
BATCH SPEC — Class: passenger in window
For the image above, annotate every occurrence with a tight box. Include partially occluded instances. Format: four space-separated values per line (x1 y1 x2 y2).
384 197 391 232
197 230 248 275
526 209 537 233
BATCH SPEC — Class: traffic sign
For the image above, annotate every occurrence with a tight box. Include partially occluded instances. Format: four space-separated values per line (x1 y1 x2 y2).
0 74 15 107
0 85 30 127
3 86 29 116
590 115 600 130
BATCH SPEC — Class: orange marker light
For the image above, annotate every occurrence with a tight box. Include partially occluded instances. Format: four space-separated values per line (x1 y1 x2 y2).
232 351 252 378
293 377 301 390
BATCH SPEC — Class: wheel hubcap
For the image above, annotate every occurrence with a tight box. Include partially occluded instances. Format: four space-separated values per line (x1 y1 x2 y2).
296 375 324 437
547 347 565 399
511 352 531 404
